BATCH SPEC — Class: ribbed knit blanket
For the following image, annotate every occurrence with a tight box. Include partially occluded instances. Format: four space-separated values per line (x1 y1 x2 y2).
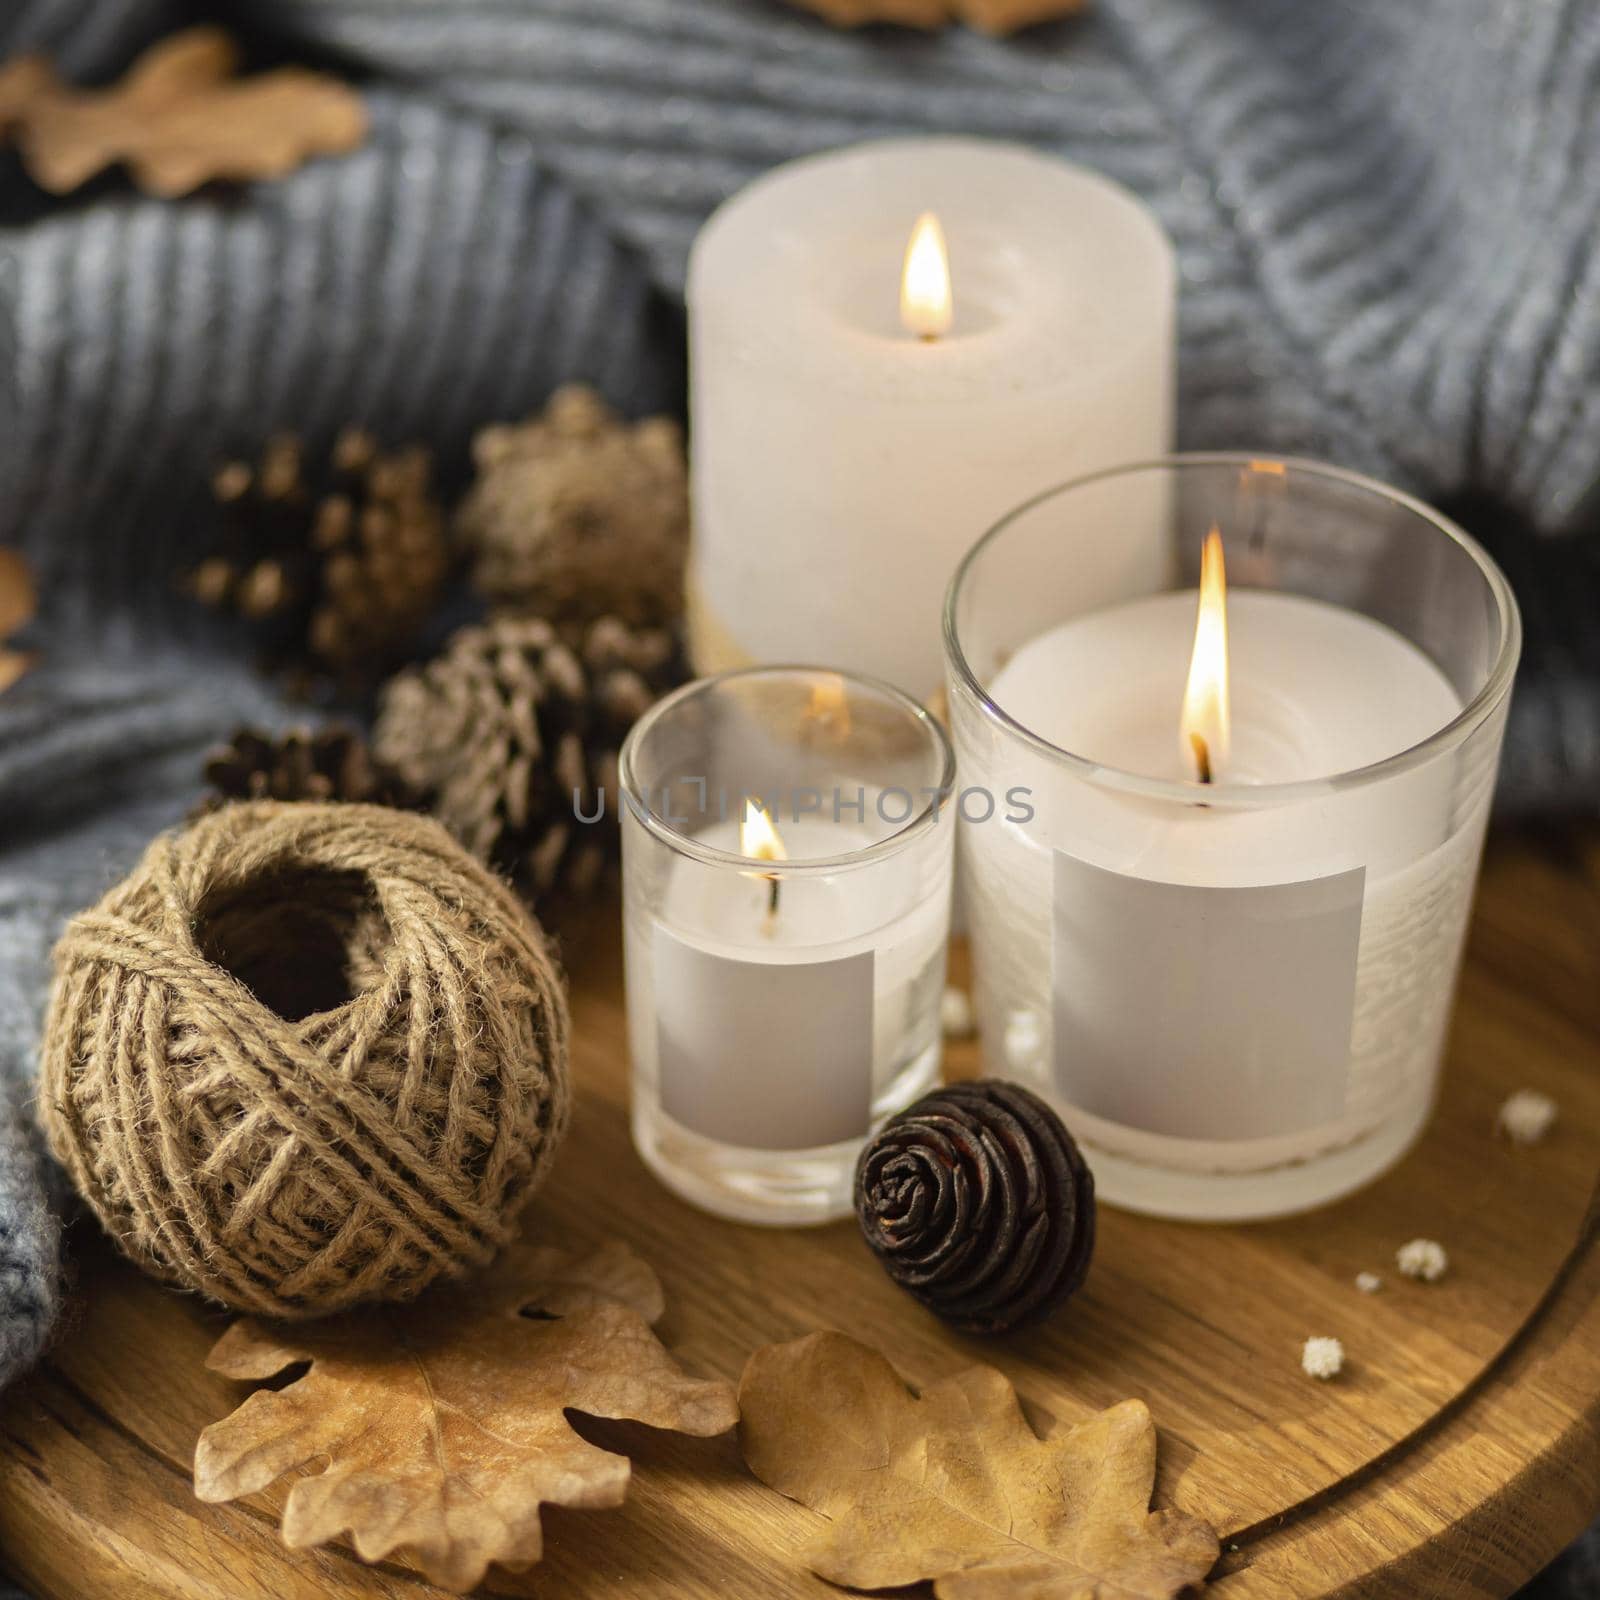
0 1 1597 1587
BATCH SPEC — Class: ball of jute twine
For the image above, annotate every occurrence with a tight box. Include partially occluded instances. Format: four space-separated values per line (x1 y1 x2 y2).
39 801 571 1319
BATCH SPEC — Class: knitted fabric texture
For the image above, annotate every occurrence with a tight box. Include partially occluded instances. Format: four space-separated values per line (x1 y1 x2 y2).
39 802 571 1319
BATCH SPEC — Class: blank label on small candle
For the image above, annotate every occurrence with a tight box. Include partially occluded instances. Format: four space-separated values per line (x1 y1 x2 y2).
1052 854 1364 1141
654 928 875 1151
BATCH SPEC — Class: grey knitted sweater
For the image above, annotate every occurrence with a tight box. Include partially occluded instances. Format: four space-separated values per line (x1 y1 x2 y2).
0 0 1597 1587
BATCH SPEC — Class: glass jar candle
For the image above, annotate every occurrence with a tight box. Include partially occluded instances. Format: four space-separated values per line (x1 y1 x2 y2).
943 456 1521 1221
620 666 955 1225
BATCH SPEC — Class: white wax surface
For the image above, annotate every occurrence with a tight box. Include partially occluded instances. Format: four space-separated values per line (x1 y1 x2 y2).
689 138 1175 699
989 590 1462 787
975 589 1464 888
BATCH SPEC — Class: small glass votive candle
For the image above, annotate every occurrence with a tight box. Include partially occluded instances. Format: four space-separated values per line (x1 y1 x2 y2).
943 456 1521 1222
619 666 955 1225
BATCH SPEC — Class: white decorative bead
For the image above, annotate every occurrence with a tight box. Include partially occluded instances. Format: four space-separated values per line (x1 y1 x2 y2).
940 986 976 1040
1497 1089 1558 1144
1301 1336 1344 1379
1003 1010 1046 1072
1396 1238 1448 1282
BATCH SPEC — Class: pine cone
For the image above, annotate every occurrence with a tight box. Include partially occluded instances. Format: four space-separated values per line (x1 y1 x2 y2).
855 1081 1095 1335
373 613 683 907
457 385 687 628
196 725 411 815
183 429 450 690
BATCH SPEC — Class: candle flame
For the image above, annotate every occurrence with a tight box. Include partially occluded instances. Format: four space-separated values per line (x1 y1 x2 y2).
741 795 786 921
740 796 788 864
806 673 851 739
900 212 953 340
1180 527 1230 784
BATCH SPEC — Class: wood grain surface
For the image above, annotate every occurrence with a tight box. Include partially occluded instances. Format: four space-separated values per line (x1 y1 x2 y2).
1 828 1596 1600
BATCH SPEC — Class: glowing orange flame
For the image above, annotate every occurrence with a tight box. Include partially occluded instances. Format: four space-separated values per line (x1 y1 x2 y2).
740 796 788 864
900 212 952 340
1180 527 1230 783
807 673 851 739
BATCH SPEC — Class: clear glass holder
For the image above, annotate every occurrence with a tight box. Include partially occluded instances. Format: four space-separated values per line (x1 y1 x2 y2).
620 666 955 1225
943 456 1521 1221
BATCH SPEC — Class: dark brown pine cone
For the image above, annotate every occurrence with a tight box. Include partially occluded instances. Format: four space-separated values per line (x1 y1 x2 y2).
372 613 684 910
183 428 450 691
196 725 413 816
855 1081 1095 1336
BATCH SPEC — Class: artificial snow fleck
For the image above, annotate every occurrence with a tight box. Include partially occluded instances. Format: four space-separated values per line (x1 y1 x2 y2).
1396 1238 1448 1282
1004 1010 1045 1071
1355 1272 1383 1294
1301 1336 1344 1380
940 986 977 1040
1497 1089 1558 1144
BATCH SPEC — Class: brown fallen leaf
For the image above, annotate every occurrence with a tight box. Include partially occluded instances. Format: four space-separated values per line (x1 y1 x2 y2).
1 26 366 197
195 1239 740 1593
740 1330 1218 1599
0 547 38 693
0 56 53 132
786 0 1086 33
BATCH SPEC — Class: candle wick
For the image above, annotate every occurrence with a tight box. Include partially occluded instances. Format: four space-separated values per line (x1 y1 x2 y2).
1190 732 1213 786
766 873 781 918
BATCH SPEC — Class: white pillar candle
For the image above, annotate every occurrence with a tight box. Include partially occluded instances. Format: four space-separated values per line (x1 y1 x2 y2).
687 137 1175 701
945 458 1520 1222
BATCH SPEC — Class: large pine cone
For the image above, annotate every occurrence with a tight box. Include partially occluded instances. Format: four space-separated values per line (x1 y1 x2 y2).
457 385 687 629
373 614 683 907
855 1081 1095 1335
184 429 450 690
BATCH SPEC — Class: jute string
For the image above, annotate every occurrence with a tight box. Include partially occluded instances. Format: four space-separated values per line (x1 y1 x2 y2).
39 802 570 1318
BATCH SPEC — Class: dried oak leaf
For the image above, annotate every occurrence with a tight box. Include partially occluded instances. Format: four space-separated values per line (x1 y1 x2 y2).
3 27 366 197
786 0 1086 34
195 1239 739 1593
0 547 39 693
740 1331 1218 1599
0 56 53 133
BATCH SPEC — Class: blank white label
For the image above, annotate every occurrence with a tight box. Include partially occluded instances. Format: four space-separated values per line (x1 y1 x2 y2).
1052 853 1364 1140
654 928 875 1150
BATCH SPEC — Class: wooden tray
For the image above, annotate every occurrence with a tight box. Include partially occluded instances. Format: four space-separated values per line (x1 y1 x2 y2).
2 832 1597 1600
